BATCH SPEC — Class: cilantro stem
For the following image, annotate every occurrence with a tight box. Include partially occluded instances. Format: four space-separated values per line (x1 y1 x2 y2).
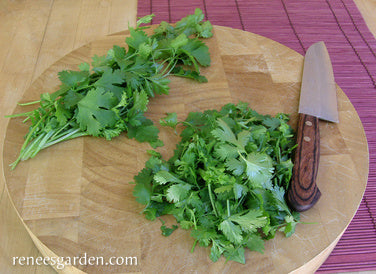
191 239 198 253
43 128 87 148
21 132 47 160
227 199 231 218
123 52 138 61
234 195 245 211
275 137 281 163
207 183 218 217
18 100 41 106
179 49 200 72
162 59 179 77
5 110 37 118
158 55 174 68
10 119 87 169
73 84 94 93
10 111 49 169
159 56 177 76
47 121 73 141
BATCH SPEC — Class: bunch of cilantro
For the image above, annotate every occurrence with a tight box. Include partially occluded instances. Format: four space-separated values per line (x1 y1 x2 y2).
7 8 213 169
133 102 300 264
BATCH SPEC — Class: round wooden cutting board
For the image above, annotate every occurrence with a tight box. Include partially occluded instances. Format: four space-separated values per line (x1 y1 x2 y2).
3 26 369 273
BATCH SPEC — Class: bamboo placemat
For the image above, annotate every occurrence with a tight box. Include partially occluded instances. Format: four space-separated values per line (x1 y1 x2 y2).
138 0 376 272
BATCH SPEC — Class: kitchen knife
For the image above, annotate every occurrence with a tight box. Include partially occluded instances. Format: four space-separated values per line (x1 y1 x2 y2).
287 41 339 212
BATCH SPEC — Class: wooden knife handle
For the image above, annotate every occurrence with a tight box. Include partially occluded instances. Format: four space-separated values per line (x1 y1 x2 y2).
287 113 321 212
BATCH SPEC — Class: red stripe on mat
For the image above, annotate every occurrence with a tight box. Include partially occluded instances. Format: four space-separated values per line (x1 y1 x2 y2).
137 0 376 272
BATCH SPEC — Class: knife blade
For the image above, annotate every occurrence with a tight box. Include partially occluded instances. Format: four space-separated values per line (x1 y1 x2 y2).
287 41 339 212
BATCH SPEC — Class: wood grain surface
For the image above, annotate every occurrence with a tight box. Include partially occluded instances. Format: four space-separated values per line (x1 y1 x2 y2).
2 25 369 273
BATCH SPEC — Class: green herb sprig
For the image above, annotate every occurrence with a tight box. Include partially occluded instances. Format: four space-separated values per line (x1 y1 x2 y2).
133 102 300 264
7 8 213 169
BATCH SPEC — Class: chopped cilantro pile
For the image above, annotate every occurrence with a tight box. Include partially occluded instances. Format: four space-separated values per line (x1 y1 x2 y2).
7 8 213 169
133 102 300 264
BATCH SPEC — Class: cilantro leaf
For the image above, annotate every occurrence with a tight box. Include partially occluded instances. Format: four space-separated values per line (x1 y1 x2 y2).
218 220 243 245
58 70 89 88
160 219 179 236
94 68 124 99
242 152 274 187
132 168 153 205
211 119 237 144
246 234 265 254
136 14 155 27
171 67 208 82
170 33 189 50
126 28 149 51
214 184 233 194
229 210 268 233
196 21 213 38
279 215 298 237
214 144 239 161
223 246 246 264
161 224 178 236
191 228 218 247
154 170 184 185
131 90 149 113
233 183 248 199
175 8 206 37
127 122 161 146
159 112 178 129
78 62 90 72
181 39 211 67
91 54 109 73
263 116 281 130
63 90 84 108
225 158 245 176
166 183 192 203
210 241 225 262
54 101 71 125
76 87 118 136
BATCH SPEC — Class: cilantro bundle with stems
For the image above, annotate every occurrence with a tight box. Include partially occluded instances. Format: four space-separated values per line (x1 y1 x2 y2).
133 102 300 264
7 9 213 169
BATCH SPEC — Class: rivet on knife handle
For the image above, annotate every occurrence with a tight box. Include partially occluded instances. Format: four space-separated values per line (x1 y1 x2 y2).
288 113 321 212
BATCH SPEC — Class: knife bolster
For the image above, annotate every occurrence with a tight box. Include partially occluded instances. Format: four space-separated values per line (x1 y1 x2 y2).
288 113 321 212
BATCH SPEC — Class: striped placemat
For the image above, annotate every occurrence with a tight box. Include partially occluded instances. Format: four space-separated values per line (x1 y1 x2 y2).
137 0 376 272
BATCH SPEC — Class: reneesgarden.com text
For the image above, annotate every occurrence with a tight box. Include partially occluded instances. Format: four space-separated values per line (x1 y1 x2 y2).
12 253 137 270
